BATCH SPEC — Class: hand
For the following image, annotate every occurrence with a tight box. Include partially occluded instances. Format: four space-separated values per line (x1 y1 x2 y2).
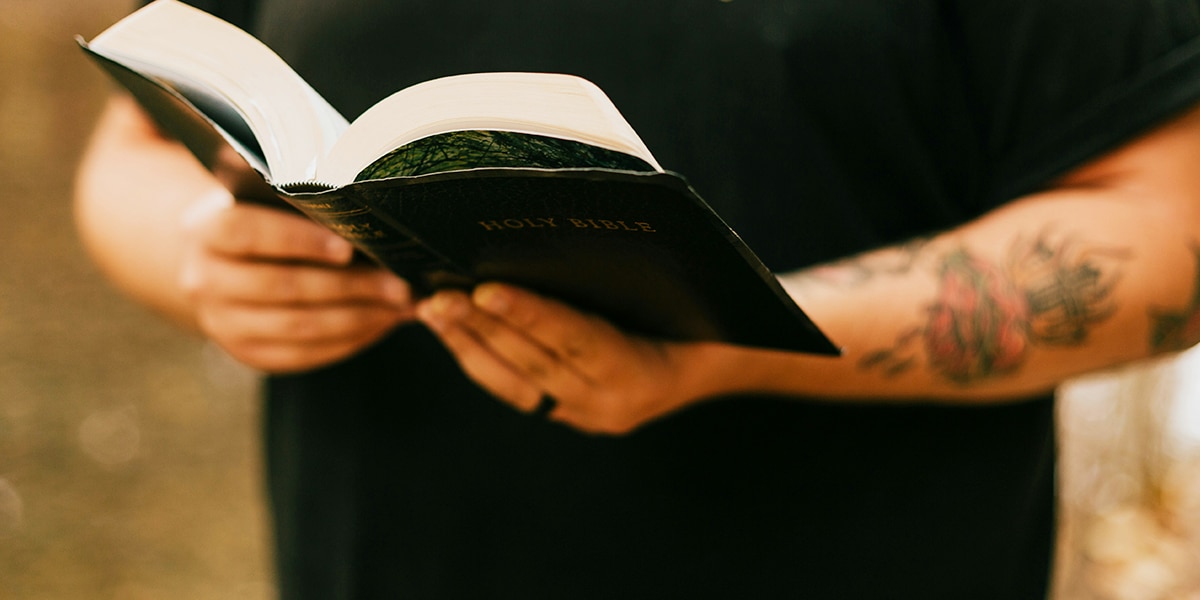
416 283 715 435
180 192 414 373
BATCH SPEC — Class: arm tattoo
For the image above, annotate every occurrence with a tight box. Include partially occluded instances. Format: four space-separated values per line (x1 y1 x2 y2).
861 231 1128 385
1007 234 1124 345
1149 245 1200 353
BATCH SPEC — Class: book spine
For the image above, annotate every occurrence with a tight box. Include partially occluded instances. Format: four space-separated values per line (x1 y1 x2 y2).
282 191 469 296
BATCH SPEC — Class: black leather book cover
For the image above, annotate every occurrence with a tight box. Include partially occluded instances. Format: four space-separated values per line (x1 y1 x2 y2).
311 169 839 354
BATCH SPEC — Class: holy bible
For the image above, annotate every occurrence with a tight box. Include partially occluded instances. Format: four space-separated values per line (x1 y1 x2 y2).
79 0 838 354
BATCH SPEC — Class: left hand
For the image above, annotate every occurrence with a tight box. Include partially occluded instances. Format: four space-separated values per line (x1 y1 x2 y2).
416 283 709 434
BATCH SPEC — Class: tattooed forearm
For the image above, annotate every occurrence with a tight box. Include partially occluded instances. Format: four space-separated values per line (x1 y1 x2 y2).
860 231 1129 385
1149 245 1200 352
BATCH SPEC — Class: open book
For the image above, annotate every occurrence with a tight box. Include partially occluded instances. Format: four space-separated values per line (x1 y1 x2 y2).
79 0 839 355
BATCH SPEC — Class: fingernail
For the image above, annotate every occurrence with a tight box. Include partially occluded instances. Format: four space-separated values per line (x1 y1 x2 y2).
416 301 443 330
417 292 464 329
381 276 411 305
179 262 200 292
474 284 509 314
325 236 355 263
431 292 464 316
180 189 233 232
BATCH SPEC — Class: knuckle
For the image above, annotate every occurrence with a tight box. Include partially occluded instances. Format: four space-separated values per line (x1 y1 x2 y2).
346 272 377 299
265 270 304 302
279 267 367 305
520 357 554 380
284 228 330 258
559 331 594 360
210 210 257 254
281 305 395 342
281 311 315 336
507 302 540 328
364 272 410 305
325 308 370 337
463 311 502 338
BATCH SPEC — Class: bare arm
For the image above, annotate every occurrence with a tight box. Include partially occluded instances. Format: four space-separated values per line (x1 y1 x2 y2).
768 102 1200 399
416 102 1200 433
75 96 413 372
75 94 229 326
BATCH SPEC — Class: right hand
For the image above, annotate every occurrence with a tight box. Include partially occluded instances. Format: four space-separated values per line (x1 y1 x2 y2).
179 191 414 373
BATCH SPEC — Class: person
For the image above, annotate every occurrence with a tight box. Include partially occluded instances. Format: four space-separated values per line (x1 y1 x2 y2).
75 0 1200 597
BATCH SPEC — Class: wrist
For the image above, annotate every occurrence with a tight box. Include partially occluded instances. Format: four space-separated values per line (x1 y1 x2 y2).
668 341 765 403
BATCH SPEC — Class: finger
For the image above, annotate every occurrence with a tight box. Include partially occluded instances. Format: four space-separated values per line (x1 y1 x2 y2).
472 283 622 379
451 336 546 413
545 400 636 436
184 258 411 307
197 301 409 346
432 291 595 397
190 202 354 265
548 410 614 436
225 335 391 374
418 307 546 413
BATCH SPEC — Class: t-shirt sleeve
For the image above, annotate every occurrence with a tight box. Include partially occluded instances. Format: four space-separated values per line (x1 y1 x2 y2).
954 0 1200 205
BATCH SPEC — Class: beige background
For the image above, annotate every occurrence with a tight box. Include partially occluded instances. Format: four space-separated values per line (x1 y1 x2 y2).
1 1 1197 598
1 1 270 598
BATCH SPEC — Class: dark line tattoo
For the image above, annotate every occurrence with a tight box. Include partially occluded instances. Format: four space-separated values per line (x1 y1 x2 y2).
1149 245 1200 353
858 327 922 377
1007 233 1126 345
859 231 1129 385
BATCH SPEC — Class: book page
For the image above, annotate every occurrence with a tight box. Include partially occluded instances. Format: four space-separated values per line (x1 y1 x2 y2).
87 0 348 184
354 130 657 181
318 72 662 186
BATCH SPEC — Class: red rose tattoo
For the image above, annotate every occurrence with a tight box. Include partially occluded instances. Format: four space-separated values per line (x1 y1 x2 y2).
924 251 1031 383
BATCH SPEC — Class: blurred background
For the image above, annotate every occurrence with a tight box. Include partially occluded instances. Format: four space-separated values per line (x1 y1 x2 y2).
1 1 1198 598
1 1 270 598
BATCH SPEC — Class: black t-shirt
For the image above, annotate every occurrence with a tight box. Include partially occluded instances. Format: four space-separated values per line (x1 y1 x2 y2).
177 1 1200 598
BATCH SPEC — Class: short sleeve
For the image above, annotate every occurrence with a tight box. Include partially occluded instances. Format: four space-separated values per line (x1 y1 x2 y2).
953 0 1200 204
